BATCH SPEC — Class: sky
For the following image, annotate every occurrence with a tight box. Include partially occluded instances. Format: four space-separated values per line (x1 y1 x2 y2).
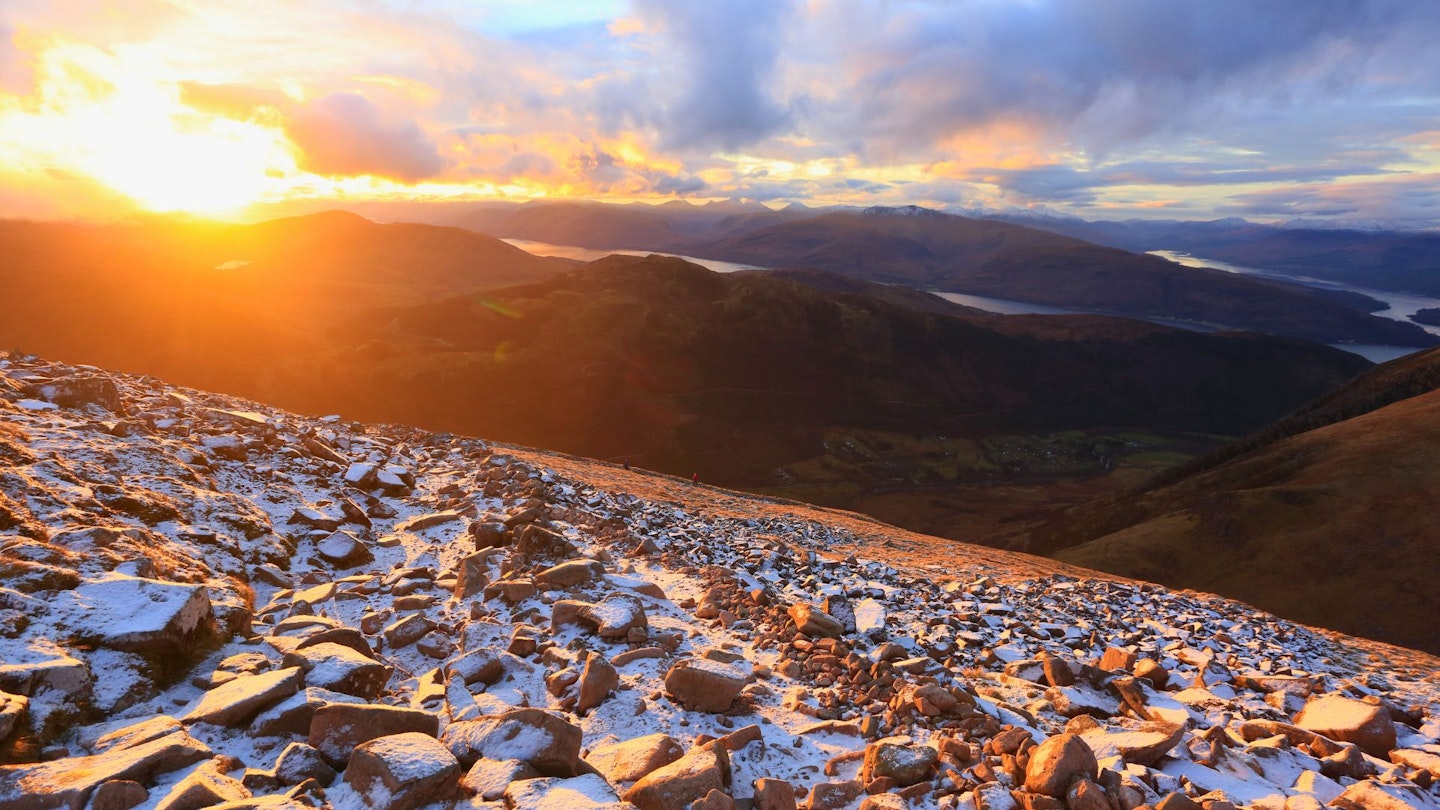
1 0 1439 225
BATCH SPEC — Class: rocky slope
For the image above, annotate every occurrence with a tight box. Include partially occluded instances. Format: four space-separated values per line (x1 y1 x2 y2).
1 353 1438 810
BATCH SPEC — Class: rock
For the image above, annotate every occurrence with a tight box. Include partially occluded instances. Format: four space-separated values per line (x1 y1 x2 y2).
805 780 865 810
1155 793 1202 810
462 759 541 801
397 511 463 533
444 649 503 688
1045 685 1120 719
576 652 619 714
283 642 391 699
504 774 628 810
1067 779 1111 810
975 782 1018 810
295 626 376 658
314 530 373 567
71 574 212 654
24 375 123 412
253 687 364 737
588 733 686 783
1328 779 1440 810
0 692 27 741
623 741 731 810
1080 723 1186 767
1024 734 1099 798
181 667 302 727
0 730 211 810
860 795 906 810
383 614 437 648
579 594 649 640
440 709 582 776
665 659 748 713
289 507 343 531
788 603 843 639
693 788 739 810
344 732 460 810
274 742 336 787
0 653 91 698
1391 749 1440 779
537 559 605 589
1041 653 1075 688
153 765 250 810
861 739 939 787
90 780 147 810
753 779 798 810
1099 648 1137 673
455 550 490 599
1296 694 1397 757
1134 659 1170 690
307 703 439 766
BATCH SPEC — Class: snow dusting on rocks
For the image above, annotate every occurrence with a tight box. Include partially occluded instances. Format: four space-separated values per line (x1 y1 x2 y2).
0 353 1437 810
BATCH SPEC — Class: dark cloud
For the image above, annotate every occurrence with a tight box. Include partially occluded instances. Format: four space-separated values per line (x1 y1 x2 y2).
284 93 447 182
636 0 797 152
803 0 1437 159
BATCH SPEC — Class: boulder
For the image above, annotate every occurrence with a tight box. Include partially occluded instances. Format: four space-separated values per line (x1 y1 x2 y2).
536 559 605 589
440 709 582 776
253 687 365 737
579 594 649 640
383 614 436 648
576 652 619 715
752 779 798 810
344 732 460 810
0 692 27 742
89 780 147 810
295 627 375 659
1296 694 1397 757
1328 780 1440 810
805 780 865 810
665 659 747 713
446 649 504 687
273 742 336 787
788 603 843 639
587 733 686 783
1391 749 1440 780
181 667 302 727
455 551 490 599
0 729 211 810
860 739 939 787
623 741 731 810
462 759 541 801
1024 734 1098 798
283 642 391 699
153 766 249 810
504 774 628 810
313 530 373 567
71 575 212 654
1079 723 1186 767
308 703 439 766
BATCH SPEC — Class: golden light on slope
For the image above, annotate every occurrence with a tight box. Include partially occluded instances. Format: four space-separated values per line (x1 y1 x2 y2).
0 40 297 217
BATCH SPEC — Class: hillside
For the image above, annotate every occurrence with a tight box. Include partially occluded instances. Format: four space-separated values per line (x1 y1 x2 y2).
0 213 567 397
333 255 1370 484
1028 349 1440 654
689 209 1437 347
1003 216 1440 298
2 352 1438 810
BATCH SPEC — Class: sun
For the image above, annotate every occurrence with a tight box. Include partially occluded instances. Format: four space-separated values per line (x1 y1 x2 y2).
0 40 299 217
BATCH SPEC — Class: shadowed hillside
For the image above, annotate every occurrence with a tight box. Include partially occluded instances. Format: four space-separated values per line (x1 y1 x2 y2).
1028 349 1440 653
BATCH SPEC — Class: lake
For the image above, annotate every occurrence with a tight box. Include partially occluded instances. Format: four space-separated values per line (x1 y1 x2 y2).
502 239 763 275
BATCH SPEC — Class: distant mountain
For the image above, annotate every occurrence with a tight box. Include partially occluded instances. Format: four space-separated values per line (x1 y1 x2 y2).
989 214 1440 298
685 208 1438 346
435 200 1436 346
1028 348 1440 653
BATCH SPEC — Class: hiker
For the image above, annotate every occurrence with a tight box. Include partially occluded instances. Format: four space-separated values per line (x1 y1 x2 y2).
691 472 699 484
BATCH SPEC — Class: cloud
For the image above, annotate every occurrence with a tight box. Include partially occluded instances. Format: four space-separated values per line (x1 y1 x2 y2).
283 93 446 182
1220 173 1440 224
0 24 35 95
634 0 797 152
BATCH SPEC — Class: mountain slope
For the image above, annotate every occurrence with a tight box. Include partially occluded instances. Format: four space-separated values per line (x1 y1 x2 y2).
690 209 1437 347
1 352 1437 810
1028 350 1440 653
335 255 1370 483
0 212 567 395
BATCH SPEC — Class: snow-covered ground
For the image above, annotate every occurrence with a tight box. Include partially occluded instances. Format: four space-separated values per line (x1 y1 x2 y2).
0 353 1436 810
